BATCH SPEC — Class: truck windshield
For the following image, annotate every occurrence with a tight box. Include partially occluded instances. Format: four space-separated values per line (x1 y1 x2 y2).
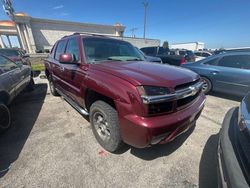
83 38 145 64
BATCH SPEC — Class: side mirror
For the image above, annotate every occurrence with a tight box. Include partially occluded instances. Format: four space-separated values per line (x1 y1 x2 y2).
59 53 77 64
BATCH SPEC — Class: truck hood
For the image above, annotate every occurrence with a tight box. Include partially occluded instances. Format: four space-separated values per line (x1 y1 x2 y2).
8 56 21 62
91 61 199 88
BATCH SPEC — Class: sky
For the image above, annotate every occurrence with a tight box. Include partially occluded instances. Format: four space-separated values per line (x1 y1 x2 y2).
0 0 250 49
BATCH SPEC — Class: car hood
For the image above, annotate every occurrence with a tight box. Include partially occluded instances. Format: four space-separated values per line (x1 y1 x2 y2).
91 61 199 88
8 56 22 62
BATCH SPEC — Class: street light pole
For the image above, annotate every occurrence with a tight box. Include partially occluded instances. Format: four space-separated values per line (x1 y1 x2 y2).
143 0 148 39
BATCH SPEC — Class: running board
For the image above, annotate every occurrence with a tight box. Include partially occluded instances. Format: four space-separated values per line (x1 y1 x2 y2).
56 89 89 116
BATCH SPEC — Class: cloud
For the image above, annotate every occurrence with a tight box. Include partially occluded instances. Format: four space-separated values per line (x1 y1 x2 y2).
53 5 64 10
60 12 69 16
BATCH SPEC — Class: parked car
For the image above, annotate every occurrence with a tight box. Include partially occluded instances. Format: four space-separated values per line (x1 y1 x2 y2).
218 93 250 188
171 49 196 62
0 48 31 66
135 47 162 63
0 55 34 132
194 51 212 61
181 52 250 96
45 34 205 152
140 46 186 66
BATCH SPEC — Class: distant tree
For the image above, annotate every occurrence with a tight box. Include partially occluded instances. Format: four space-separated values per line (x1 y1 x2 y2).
163 41 169 49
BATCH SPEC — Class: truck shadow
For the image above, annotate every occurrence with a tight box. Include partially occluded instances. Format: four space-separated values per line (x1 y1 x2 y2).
0 84 47 178
199 133 219 188
128 125 195 160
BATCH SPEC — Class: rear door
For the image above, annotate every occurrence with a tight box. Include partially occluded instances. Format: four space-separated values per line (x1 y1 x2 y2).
0 55 21 100
213 54 250 96
52 40 67 92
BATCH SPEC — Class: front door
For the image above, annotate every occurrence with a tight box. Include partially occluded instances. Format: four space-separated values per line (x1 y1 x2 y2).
213 54 250 96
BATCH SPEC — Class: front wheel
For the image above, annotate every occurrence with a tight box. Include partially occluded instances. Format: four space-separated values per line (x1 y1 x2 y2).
0 103 11 133
201 77 212 94
90 101 124 152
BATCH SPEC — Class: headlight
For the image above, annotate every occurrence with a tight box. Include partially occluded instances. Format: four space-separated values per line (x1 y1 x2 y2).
137 86 169 96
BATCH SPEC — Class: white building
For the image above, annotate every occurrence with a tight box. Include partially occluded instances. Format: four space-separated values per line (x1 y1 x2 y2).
0 12 160 53
171 42 205 51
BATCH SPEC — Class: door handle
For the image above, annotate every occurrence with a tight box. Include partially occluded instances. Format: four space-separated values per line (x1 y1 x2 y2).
210 71 219 75
59 66 65 71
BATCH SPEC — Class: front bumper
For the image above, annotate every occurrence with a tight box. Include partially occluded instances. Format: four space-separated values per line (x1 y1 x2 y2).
119 92 205 148
217 107 249 188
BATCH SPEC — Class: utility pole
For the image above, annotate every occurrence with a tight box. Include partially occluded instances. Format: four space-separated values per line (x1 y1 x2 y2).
130 27 138 38
143 0 148 39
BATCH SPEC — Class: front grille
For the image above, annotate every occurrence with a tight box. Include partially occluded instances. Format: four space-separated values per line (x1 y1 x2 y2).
177 92 200 108
148 102 173 115
175 79 200 91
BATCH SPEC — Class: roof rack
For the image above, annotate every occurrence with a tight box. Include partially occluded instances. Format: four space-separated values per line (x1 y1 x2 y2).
73 32 108 37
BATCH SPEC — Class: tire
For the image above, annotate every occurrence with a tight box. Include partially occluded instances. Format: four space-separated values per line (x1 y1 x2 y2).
0 103 11 132
48 75 59 96
90 100 124 152
201 77 212 94
26 78 35 92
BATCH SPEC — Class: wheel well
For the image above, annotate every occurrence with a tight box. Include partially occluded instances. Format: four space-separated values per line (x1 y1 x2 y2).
85 90 116 111
200 75 213 88
45 69 50 78
0 91 10 105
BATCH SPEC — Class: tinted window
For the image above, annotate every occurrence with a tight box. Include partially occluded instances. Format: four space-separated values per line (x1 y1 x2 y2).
204 58 218 65
83 38 145 64
218 55 250 69
141 47 157 56
66 38 80 61
158 47 169 55
0 49 20 57
187 51 194 56
0 56 17 74
179 51 186 56
55 40 66 60
195 52 201 56
202 52 210 57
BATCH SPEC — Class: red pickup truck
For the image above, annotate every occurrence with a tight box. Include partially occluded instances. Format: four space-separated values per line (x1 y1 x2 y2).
45 33 205 152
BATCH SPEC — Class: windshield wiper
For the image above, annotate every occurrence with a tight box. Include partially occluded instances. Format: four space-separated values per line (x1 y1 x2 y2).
126 58 143 61
107 57 122 61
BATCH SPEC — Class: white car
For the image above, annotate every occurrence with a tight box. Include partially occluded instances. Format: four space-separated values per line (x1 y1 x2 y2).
194 51 212 61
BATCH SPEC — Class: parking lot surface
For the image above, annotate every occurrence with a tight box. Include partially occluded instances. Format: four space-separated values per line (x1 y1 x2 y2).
0 79 240 188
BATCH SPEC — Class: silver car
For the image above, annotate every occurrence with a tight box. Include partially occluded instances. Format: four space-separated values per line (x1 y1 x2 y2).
0 55 34 132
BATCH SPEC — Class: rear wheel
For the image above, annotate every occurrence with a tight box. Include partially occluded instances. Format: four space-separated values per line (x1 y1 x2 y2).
201 77 212 94
0 103 11 132
48 75 59 96
90 100 124 152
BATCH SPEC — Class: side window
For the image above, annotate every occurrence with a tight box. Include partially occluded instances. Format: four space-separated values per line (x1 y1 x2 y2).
142 47 156 56
65 38 80 61
204 58 219 65
0 56 17 74
55 40 66 60
217 55 250 69
202 53 210 57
